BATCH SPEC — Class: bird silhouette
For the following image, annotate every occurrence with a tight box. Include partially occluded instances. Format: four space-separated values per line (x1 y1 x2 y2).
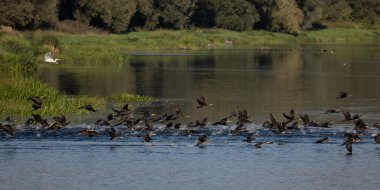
175 107 183 117
299 113 310 126
336 91 351 99
320 122 333 128
373 134 380 144
270 113 286 133
79 104 97 112
341 110 360 121
196 134 207 145
196 96 208 109
315 137 329 143
28 96 42 110
354 119 368 133
0 124 15 136
80 129 98 137
244 132 255 143
105 127 118 140
53 115 71 126
283 109 296 123
324 109 341 114
342 139 353 154
212 117 228 126
254 141 273 148
143 134 152 142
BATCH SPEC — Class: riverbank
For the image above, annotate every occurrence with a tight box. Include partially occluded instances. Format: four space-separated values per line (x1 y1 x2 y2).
0 77 153 116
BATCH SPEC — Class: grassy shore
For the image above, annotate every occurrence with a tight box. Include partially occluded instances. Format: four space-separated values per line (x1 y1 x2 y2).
2 28 380 66
39 28 380 64
0 77 153 116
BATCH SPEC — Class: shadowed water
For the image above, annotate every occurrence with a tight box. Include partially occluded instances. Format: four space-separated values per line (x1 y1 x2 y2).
2 45 380 189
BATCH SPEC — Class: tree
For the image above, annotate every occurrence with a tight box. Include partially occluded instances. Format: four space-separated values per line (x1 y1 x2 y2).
156 0 197 29
321 0 352 22
273 0 304 33
191 0 215 28
0 0 57 30
348 0 380 24
296 0 323 30
213 0 260 31
72 0 137 32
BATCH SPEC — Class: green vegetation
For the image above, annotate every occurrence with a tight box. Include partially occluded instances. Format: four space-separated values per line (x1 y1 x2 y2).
0 77 154 116
109 93 154 102
45 28 380 64
1 0 380 34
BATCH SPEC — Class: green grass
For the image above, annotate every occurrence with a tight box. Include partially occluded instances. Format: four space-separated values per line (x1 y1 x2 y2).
0 77 154 116
29 28 380 64
108 93 154 102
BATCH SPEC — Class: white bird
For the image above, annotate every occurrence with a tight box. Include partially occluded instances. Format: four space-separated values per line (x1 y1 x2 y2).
44 52 60 64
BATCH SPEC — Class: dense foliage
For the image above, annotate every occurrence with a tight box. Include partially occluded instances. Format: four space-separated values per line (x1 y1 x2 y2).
1 0 379 33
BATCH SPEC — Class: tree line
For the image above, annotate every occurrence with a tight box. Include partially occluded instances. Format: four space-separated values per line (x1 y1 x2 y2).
1 0 379 33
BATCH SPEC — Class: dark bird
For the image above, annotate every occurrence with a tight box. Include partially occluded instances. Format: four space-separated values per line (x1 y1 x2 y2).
47 122 63 131
79 104 97 112
374 123 380 130
0 124 15 136
324 109 341 114
344 131 361 142
32 114 44 124
373 134 380 144
197 134 207 145
196 117 208 127
270 113 286 133
230 123 245 135
164 114 176 122
166 122 173 128
228 111 237 118
3 116 13 123
144 120 153 131
299 113 310 126
254 141 273 148
112 103 129 116
336 91 351 99
341 110 360 121
315 137 329 144
283 109 296 123
28 96 42 110
105 127 118 140
212 117 228 126
80 129 98 137
175 107 183 117
342 139 353 154
174 123 181 129
255 142 264 148
244 132 255 143
53 115 71 126
25 118 36 125
143 134 152 142
320 122 333 128
196 96 208 109
354 119 368 133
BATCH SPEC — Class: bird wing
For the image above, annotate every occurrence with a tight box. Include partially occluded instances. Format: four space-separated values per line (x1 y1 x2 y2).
342 110 350 121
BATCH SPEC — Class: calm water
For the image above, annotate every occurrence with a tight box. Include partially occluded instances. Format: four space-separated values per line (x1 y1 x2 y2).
2 45 380 189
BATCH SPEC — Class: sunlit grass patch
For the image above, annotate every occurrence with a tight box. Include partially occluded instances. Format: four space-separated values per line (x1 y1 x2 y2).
0 78 153 116
108 93 154 102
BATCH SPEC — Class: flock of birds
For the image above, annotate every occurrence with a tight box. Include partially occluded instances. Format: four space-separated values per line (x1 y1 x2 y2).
1 91 380 154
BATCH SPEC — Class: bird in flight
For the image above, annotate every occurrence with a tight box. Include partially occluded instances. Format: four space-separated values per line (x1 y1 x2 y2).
44 52 60 64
